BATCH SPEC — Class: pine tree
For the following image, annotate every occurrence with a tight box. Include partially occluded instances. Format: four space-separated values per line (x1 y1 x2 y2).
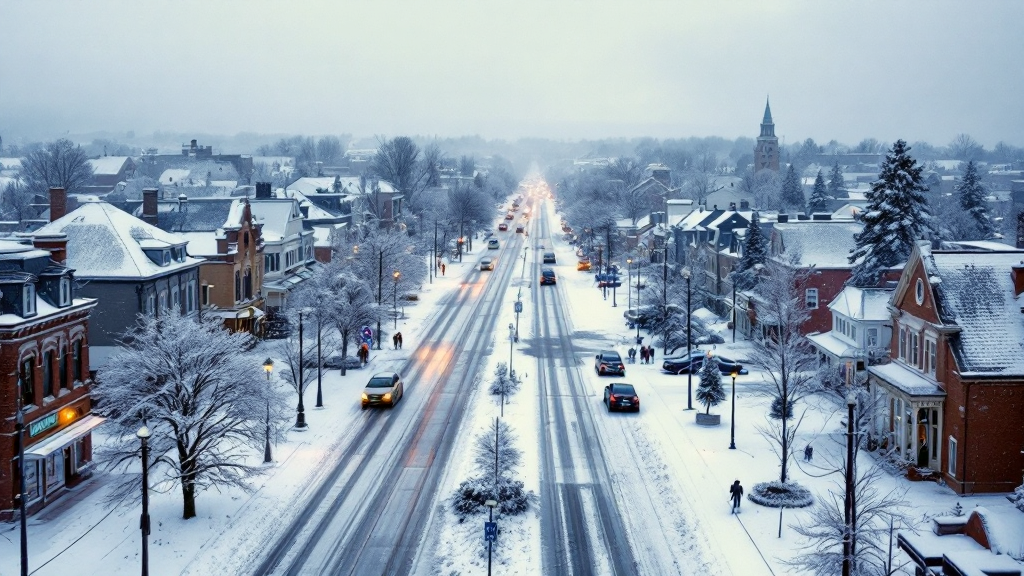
827 160 845 199
696 354 726 414
956 160 994 239
732 211 769 290
780 164 804 212
808 170 830 214
848 140 931 287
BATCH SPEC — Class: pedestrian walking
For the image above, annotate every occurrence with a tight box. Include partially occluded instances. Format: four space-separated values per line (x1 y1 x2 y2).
392 333 399 349
359 342 369 366
804 444 813 461
397 332 403 349
729 480 744 513
441 263 446 276
639 346 648 364
628 347 636 364
648 346 655 363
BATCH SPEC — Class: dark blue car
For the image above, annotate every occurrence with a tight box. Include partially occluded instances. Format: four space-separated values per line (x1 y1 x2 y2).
662 350 748 375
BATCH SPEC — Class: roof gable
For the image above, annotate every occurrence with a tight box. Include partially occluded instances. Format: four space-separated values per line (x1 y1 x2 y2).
771 221 862 268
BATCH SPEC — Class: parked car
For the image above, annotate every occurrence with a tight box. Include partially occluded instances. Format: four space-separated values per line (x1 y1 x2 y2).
577 258 592 271
324 353 362 370
505 213 515 220
361 372 404 408
595 350 625 376
603 383 640 412
498 223 508 231
540 268 556 285
480 257 495 271
543 251 556 264
515 225 524 233
661 351 747 375
488 239 500 249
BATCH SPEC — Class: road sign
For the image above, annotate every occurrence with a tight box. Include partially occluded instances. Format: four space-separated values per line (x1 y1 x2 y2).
514 300 523 314
484 521 497 542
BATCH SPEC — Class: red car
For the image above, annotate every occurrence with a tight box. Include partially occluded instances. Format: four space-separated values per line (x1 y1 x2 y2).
498 223 508 231
505 213 515 220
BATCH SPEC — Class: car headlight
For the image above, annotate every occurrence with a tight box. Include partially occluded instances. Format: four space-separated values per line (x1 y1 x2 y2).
361 393 368 401
383 392 392 401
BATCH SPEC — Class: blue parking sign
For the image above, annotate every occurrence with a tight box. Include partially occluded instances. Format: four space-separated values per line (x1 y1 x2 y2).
484 521 497 542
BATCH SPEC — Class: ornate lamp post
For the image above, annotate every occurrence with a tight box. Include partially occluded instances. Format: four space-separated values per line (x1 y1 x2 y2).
681 266 694 410
15 395 28 576
729 368 739 449
137 426 152 576
626 257 633 310
262 358 274 463
295 310 307 429
376 250 383 350
392 270 401 329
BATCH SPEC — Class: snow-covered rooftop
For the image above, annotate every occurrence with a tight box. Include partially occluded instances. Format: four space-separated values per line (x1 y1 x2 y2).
86 156 130 175
32 202 203 279
249 199 300 242
178 231 223 257
922 248 1024 375
772 220 862 268
286 176 396 196
159 168 192 186
829 286 892 320
869 361 945 396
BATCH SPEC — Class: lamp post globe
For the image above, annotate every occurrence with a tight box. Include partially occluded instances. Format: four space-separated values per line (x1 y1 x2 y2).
262 358 274 463
392 270 401 329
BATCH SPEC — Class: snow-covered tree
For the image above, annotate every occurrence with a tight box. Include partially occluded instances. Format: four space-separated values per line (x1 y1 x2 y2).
315 263 377 375
956 160 994 239
20 138 95 196
751 169 780 210
696 354 726 414
452 419 531 518
731 211 769 291
848 140 931 288
808 170 831 214
747 263 820 484
780 164 805 212
95 312 288 519
827 161 845 199
490 362 523 399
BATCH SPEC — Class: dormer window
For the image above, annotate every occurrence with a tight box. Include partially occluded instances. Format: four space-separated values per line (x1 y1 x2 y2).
23 283 36 316
59 277 71 306
163 250 171 266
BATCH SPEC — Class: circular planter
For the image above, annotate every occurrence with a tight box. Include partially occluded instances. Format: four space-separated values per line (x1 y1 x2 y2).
748 481 814 509
695 413 721 427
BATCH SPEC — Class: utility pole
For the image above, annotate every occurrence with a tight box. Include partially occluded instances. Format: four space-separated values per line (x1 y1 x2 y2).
376 250 383 350
16 397 28 576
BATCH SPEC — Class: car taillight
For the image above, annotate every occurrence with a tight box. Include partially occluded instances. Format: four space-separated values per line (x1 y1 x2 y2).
632 396 639 403
609 394 617 402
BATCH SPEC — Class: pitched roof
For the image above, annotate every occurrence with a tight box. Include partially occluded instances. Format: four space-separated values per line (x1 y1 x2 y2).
921 247 1024 375
87 156 131 175
772 220 862 268
828 286 892 320
137 197 237 233
33 202 202 279
287 176 396 196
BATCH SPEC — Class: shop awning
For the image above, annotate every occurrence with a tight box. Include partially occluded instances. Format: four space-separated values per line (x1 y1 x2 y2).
24 415 106 459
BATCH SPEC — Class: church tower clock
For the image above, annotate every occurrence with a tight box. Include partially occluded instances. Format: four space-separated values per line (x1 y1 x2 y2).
754 98 780 172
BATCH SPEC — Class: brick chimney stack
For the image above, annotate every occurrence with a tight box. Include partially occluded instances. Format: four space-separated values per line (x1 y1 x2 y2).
143 188 159 225
255 182 272 199
33 233 68 264
49 187 67 222
1012 262 1024 297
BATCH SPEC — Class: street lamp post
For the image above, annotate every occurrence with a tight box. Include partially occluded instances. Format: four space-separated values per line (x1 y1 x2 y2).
137 426 152 576
843 392 857 576
484 499 498 576
295 310 307 429
681 267 694 410
431 220 438 284
262 358 274 463
635 263 642 342
729 368 738 449
626 257 633 310
315 313 323 409
392 270 401 329
662 247 668 356
15 396 28 576
612 262 617 307
376 250 383 350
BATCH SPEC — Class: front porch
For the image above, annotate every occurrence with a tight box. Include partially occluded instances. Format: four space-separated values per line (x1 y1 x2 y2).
868 361 946 470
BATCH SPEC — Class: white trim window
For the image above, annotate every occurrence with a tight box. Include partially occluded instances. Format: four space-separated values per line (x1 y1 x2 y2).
910 332 920 368
59 277 71 306
23 283 37 316
159 290 168 310
147 294 156 315
805 288 819 309
925 338 937 375
172 286 180 310
898 326 907 361
947 436 957 477
187 281 196 312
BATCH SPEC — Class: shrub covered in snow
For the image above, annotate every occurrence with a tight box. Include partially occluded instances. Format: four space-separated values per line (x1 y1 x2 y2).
748 481 814 509
1011 485 1024 514
452 477 531 520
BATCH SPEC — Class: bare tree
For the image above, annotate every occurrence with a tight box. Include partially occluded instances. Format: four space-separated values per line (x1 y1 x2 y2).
605 156 645 190
20 138 94 195
95 312 287 519
369 136 441 213
747 263 821 484
615 182 649 225
684 145 723 205
751 169 781 210
1 179 35 221
947 133 983 162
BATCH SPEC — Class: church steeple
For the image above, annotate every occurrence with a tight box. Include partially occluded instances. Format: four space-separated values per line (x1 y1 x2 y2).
754 97 780 171
760 97 775 138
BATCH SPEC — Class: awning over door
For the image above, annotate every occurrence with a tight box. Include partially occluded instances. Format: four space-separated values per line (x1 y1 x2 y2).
24 415 106 459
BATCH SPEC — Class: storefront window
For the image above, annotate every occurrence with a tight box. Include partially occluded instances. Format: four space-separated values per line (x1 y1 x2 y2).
22 459 41 501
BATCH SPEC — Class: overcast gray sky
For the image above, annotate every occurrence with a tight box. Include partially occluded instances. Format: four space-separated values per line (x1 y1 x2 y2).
2 0 1022 146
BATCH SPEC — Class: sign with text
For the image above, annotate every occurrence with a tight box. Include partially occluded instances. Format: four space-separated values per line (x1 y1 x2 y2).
484 521 497 542
30 412 58 437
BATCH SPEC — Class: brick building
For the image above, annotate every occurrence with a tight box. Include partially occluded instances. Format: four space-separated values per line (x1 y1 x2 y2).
0 228 98 520
868 242 1024 493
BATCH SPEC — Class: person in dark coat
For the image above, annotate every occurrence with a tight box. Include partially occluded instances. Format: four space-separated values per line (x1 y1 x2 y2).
804 444 813 461
396 332 403 349
393 333 399 349
628 347 636 363
730 480 744 513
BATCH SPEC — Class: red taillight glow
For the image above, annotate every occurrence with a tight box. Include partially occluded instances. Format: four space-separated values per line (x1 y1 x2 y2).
609 394 617 402
632 396 639 403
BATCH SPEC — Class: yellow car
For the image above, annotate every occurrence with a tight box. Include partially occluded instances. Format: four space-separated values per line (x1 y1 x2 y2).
577 259 592 271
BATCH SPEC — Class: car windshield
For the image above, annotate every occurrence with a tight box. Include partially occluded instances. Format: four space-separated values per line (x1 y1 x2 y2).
542 270 554 277
602 353 622 362
611 384 635 394
367 377 394 388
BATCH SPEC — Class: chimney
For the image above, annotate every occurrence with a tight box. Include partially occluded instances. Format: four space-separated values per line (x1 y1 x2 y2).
190 139 198 151
1013 262 1024 297
178 193 188 212
256 182 272 199
143 188 159 225
33 233 68 264
651 166 671 188
740 199 750 211
299 205 309 219
778 213 789 223
48 187 67 222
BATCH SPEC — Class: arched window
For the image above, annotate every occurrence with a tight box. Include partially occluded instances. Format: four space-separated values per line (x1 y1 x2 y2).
72 340 83 382
20 356 36 406
43 350 54 398
234 271 241 303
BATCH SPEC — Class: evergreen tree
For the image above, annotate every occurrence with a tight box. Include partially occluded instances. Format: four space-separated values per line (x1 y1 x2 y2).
848 140 931 287
732 211 769 290
780 164 804 212
696 354 726 414
808 170 830 214
827 160 845 199
956 160 994 238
